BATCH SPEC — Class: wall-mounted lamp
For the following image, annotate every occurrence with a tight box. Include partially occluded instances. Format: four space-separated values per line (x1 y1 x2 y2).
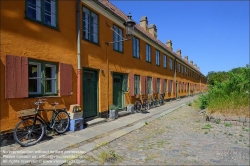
110 70 113 74
101 69 104 73
105 13 136 45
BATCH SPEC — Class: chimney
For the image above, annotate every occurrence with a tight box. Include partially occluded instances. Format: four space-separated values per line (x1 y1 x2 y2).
148 24 157 38
194 64 197 68
184 56 188 62
197 67 200 71
166 40 173 51
140 16 148 32
176 49 182 58
190 60 193 65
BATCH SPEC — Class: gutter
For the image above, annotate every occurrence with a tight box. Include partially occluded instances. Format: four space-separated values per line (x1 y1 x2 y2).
77 0 81 105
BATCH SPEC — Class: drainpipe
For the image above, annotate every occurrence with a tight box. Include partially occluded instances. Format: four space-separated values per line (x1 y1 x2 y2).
77 0 81 105
174 58 176 99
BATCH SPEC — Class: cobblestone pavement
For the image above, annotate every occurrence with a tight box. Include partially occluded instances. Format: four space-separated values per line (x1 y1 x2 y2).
67 105 250 165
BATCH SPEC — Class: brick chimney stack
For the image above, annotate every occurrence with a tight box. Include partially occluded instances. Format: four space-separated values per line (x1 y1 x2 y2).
190 60 193 65
140 16 148 32
184 56 188 62
176 49 182 58
166 40 173 51
148 24 157 39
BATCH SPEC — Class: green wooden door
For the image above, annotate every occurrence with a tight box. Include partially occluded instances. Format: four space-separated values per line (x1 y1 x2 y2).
113 74 123 109
83 70 97 118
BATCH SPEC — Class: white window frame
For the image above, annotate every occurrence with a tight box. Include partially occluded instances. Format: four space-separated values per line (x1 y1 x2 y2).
113 25 123 52
83 6 99 43
44 64 57 94
156 50 160 66
133 36 140 58
26 0 57 27
163 55 167 68
169 58 173 70
146 44 151 62
28 62 42 94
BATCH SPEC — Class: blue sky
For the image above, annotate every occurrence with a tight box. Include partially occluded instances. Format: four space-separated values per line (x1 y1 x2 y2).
110 0 249 76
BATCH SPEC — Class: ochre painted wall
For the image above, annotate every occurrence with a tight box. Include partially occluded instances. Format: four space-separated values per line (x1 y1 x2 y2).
80 3 207 114
0 0 78 131
0 1 207 132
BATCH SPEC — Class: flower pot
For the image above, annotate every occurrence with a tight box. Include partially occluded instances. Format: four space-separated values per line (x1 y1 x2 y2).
109 109 118 119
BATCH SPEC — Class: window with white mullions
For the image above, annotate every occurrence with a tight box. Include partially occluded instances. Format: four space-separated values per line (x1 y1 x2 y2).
133 36 140 58
28 60 57 96
156 50 160 66
146 44 151 62
28 62 42 94
134 75 140 95
163 55 167 68
169 58 173 70
83 6 99 43
147 77 152 94
157 78 160 93
26 0 57 27
45 64 56 94
113 25 123 52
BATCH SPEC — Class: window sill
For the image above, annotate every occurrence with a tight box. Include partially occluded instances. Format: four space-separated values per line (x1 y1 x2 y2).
25 17 59 31
82 38 100 46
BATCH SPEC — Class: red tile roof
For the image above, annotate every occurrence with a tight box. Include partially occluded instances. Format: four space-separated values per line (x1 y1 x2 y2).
98 0 202 75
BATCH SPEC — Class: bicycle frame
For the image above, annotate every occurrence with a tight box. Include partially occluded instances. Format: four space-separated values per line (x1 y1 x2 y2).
31 109 58 131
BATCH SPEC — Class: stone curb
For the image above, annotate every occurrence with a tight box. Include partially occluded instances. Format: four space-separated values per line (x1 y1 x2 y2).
205 111 250 127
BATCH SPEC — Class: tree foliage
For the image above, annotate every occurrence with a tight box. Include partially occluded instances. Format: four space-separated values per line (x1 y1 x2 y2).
198 65 250 116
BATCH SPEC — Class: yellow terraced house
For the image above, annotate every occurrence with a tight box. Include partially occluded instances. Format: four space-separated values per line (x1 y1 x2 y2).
0 0 207 132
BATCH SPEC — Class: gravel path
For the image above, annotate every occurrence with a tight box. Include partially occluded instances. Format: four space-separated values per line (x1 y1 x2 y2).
69 105 250 165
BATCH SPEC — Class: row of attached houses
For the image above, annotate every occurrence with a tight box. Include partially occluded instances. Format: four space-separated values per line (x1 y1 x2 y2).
0 0 208 132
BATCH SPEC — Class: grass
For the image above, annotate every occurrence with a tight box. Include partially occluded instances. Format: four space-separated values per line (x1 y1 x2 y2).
98 150 123 164
225 123 232 127
201 123 213 129
215 119 221 124
242 126 249 132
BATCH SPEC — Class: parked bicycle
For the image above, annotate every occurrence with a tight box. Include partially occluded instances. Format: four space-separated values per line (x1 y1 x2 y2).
141 95 150 111
134 95 142 113
154 94 160 107
159 93 165 106
13 99 70 147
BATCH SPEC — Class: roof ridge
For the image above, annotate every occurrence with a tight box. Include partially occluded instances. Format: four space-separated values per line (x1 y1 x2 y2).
98 0 201 74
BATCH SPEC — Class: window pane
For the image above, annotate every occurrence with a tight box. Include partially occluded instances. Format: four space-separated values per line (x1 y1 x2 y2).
27 0 41 21
45 65 56 93
29 64 38 77
29 79 38 92
83 7 90 40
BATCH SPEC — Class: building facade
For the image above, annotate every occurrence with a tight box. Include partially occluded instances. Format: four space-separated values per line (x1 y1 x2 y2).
0 0 207 132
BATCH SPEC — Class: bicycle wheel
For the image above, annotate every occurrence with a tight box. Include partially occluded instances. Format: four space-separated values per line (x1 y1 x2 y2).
53 110 70 134
13 117 44 147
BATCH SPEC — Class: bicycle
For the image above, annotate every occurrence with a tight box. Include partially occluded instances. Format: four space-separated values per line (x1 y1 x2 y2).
134 95 142 113
141 95 150 111
159 93 165 106
154 94 159 107
13 99 70 147
148 94 155 109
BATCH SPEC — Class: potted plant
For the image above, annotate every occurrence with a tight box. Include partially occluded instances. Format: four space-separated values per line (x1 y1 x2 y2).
109 105 118 119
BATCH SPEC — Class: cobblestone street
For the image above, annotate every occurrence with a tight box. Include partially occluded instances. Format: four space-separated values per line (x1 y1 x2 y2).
69 105 250 165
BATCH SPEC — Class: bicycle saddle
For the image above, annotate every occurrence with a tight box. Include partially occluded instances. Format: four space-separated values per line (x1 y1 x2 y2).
51 102 59 106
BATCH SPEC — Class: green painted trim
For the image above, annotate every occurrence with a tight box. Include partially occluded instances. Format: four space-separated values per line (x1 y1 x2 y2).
112 24 124 53
25 0 59 30
82 4 100 45
28 59 58 98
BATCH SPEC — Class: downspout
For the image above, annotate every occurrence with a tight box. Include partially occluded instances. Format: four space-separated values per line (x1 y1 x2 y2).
174 58 176 99
77 0 81 105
